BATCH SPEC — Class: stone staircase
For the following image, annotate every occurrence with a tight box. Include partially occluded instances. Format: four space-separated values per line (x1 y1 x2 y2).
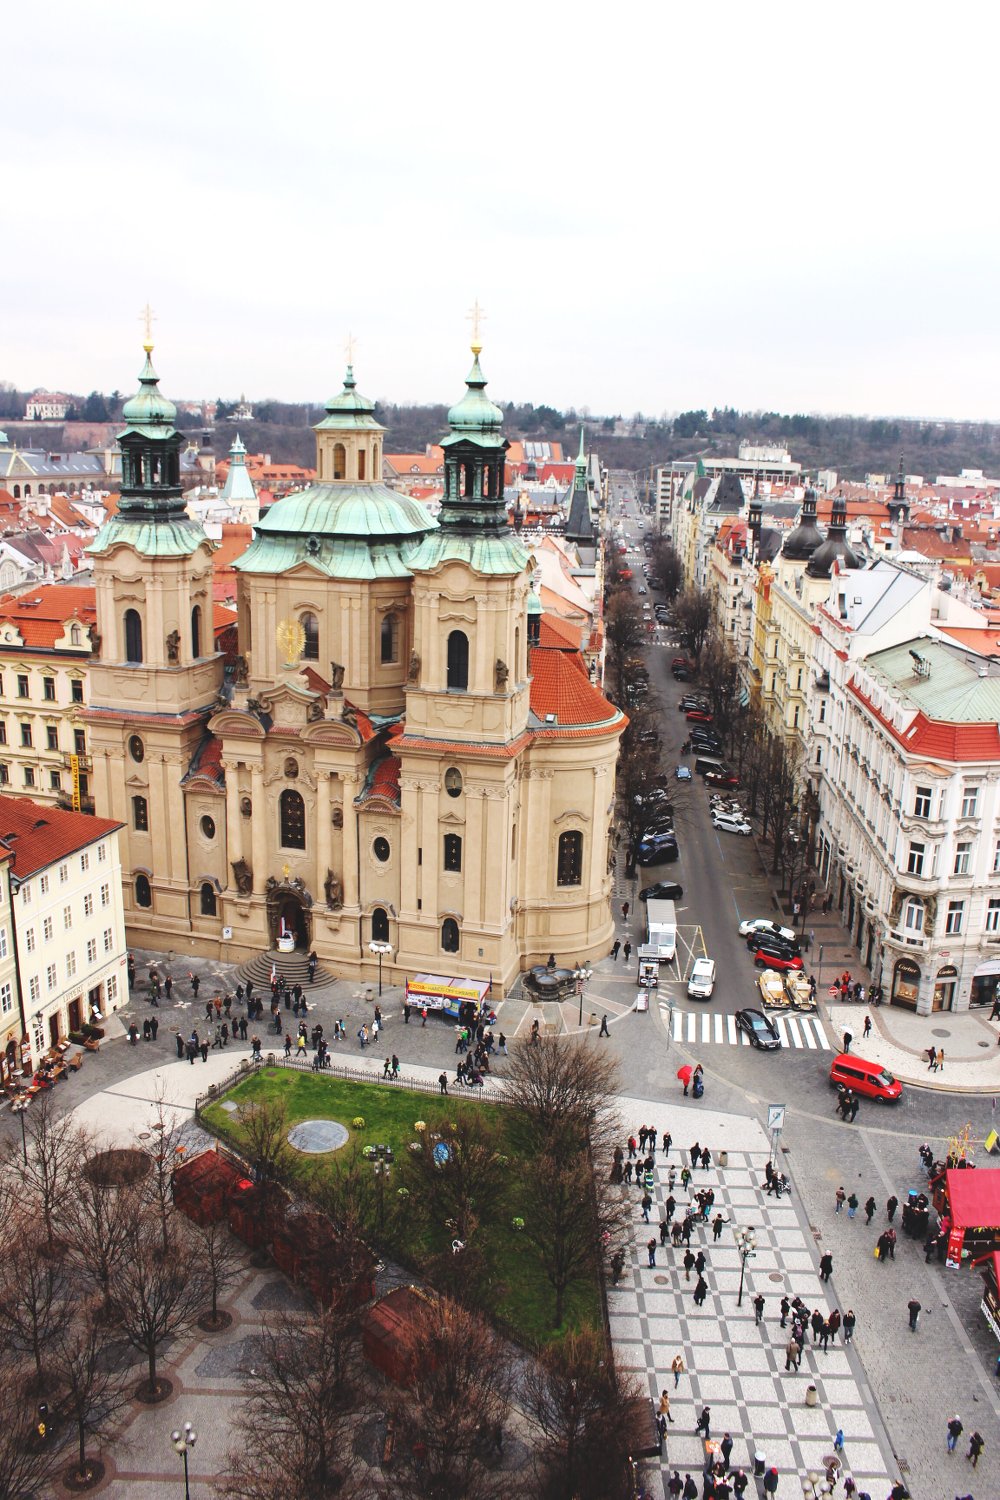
234 949 336 991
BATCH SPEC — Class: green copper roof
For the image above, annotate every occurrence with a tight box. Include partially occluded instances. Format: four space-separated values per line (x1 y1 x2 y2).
88 514 207 559
313 365 385 434
408 531 530 577
526 583 543 615
120 345 178 439
236 535 424 581
440 349 505 450
234 480 437 579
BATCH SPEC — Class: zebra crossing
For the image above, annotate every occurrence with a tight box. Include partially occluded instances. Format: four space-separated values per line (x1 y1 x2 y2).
659 1003 831 1051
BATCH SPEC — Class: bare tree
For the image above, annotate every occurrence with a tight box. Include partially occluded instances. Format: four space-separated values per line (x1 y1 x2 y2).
524 1328 647 1500
110 1204 209 1400
222 1306 369 1500
402 1112 510 1249
518 1147 629 1330
0 1357 67 1499
64 1159 144 1317
672 586 712 662
387 1296 515 1500
650 537 683 599
604 592 646 698
189 1217 245 1331
48 1294 131 1489
137 1087 190 1254
22 1094 81 1254
235 1094 292 1248
502 1036 621 1157
0 1210 72 1384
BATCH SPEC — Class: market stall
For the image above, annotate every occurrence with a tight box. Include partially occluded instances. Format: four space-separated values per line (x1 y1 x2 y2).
404 974 494 1024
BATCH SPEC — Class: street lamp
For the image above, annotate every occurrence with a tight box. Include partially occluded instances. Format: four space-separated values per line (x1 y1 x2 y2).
573 963 593 1028
170 1421 197 1500
735 1226 757 1307
368 941 392 998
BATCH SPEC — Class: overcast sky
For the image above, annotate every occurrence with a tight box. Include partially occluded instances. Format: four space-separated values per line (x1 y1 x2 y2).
4 1 997 422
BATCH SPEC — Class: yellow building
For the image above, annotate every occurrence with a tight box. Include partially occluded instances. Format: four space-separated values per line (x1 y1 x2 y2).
86 340 625 992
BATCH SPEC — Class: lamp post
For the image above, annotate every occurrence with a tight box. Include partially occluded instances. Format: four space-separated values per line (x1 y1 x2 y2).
573 963 593 1028
368 941 392 998
170 1421 197 1500
735 1226 757 1307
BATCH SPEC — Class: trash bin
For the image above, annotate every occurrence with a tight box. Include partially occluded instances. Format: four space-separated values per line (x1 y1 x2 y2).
719 1150 729 1168
805 1385 818 1407
753 1452 766 1477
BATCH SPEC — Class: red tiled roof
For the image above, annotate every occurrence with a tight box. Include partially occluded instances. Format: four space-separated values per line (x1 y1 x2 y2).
539 614 583 652
529 646 620 729
383 450 444 476
848 678 1000 762
0 584 96 649
358 755 401 807
0 795 121 878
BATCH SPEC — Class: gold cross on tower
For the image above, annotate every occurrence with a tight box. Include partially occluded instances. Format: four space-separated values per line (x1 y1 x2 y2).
139 302 156 350
344 331 357 366
467 298 486 354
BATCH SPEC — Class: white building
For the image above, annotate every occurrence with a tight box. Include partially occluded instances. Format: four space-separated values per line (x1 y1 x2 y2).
0 797 126 1063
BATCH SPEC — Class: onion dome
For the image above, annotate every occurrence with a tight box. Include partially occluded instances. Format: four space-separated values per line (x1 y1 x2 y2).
315 365 384 434
806 495 862 577
446 345 504 435
782 487 824 561
121 342 178 434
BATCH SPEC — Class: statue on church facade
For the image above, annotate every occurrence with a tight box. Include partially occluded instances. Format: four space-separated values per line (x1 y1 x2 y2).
231 857 253 895
407 650 421 683
329 662 345 691
495 658 509 690
166 629 181 664
324 869 343 909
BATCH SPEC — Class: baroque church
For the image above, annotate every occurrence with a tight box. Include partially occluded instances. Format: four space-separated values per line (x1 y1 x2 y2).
85 336 624 993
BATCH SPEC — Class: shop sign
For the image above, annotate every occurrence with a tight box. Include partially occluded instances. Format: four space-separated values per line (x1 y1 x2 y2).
946 1225 965 1269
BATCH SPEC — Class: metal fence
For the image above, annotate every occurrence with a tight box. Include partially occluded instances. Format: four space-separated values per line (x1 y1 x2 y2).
194 1053 508 1115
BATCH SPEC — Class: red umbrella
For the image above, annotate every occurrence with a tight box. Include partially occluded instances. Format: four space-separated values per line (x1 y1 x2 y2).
677 1065 693 1085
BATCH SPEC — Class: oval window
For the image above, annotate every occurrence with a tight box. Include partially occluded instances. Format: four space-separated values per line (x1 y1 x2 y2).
444 767 463 798
200 815 216 840
373 836 390 863
128 735 144 763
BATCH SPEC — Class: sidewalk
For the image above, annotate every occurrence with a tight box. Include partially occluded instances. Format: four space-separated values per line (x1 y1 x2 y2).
829 1001 1000 1093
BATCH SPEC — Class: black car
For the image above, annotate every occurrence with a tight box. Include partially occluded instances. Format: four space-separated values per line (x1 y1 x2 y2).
746 930 800 956
735 1008 782 1050
638 880 683 901
637 834 680 865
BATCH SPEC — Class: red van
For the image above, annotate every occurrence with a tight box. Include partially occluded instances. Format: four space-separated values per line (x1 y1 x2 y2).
829 1053 903 1102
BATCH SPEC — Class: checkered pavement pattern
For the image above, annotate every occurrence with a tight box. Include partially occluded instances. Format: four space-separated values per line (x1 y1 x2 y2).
609 1140 894 1499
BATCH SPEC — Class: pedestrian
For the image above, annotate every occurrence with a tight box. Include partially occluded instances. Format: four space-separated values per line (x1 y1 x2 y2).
283 1032 292 1058
907 1297 921 1331
421 1006 428 1026
403 1000 411 1024
668 1473 683 1499
843 1030 852 1054
828 1308 841 1341
391 1053 400 1077
713 1213 725 1242
811 1309 823 1342
864 1195 876 1225
946 1414 963 1452
663 1129 672 1156
835 1186 846 1213
175 1030 185 1059
762 1467 778 1497
784 1336 801 1371
968 1430 984 1467
683 1477 698 1500
599 1014 610 1037
720 1434 733 1471
610 939 621 961
671 1353 685 1388
861 1013 872 1039
647 1238 657 1268
693 1276 708 1307
887 1194 898 1222
694 1406 711 1438
819 1252 833 1281
927 1045 937 1071
936 1047 944 1071
200 1038 209 1062
623 940 632 963
779 1295 790 1328
848 1095 860 1122
683 1249 695 1281
638 1126 649 1153
438 1071 448 1095
164 973 173 1000
818 1319 830 1352
731 1471 748 1499
700 1146 710 1170
694 1249 706 1277
690 1141 701 1168
656 1411 667 1453
622 900 630 921
190 972 200 999
641 1192 653 1223
843 1309 855 1343
847 1192 858 1218
753 1293 765 1324
875 1232 888 1261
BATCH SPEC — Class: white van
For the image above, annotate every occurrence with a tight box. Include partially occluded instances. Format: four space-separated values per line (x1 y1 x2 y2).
687 957 716 999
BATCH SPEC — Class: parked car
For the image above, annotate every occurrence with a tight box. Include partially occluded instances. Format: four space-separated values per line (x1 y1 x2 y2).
751 942 803 971
672 657 695 672
704 770 741 789
830 1053 902 1102
784 971 817 1011
675 765 693 781
679 696 709 711
637 834 680 865
756 969 790 1009
638 880 683 901
712 812 753 836
686 710 713 724
736 1008 782 1050
739 918 799 943
672 667 692 682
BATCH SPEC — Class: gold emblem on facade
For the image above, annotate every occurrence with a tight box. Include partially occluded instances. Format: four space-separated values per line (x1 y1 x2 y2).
276 617 305 668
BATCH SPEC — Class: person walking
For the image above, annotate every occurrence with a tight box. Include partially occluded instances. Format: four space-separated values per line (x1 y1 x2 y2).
835 1186 846 1213
694 1406 711 1439
784 1336 801 1372
842 1030 852 1054
862 1013 872 1038
887 1194 898 1222
946 1414 963 1452
641 1192 653 1224
647 1238 657 1268
683 1249 696 1282
762 1467 779 1497
622 900 630 922
438 1071 448 1095
828 1308 841 1341
693 1275 708 1307
907 1297 921 1331
667 1473 683 1499
720 1434 734 1471
623 940 632 964
190 972 200 1000
683 1477 698 1500
690 1141 701 1168
753 1293 765 1325
658 1389 676 1425
819 1252 833 1281
936 1047 944 1071
843 1309 856 1343
610 939 621 961
927 1046 937 1071
968 1429 984 1467
713 1213 726 1242
599 1014 610 1037
864 1195 876 1225
779 1295 790 1328
671 1353 685 1388
846 1192 858 1219
694 1249 707 1277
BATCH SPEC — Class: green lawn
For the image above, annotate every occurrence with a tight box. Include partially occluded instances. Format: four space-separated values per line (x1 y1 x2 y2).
201 1068 602 1345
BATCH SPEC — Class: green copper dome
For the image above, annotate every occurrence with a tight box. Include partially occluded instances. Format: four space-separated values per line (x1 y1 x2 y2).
443 349 505 445
234 481 438 581
120 345 178 437
314 365 385 434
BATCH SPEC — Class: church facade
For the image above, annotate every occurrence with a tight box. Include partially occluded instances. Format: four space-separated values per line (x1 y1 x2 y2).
85 338 623 993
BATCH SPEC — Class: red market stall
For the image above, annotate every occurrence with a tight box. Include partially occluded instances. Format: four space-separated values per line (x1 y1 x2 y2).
361 1286 436 1386
934 1167 1000 1263
172 1149 245 1225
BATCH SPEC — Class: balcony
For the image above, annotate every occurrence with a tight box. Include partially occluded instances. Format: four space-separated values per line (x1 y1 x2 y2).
63 752 92 772
894 867 939 895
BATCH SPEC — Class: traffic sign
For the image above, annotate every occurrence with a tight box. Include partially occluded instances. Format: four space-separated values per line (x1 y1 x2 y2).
767 1104 785 1133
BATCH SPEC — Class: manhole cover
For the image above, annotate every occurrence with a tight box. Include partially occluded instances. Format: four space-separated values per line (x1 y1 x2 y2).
654 1275 669 1284
288 1120 349 1154
768 1272 784 1282
931 1027 951 1038
979 1041 992 1049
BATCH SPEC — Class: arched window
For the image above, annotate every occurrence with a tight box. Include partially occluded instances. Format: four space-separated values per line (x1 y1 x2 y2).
333 443 346 480
124 609 143 664
357 447 366 481
279 789 306 849
190 605 202 659
135 874 152 908
380 613 399 664
447 630 469 691
11 486 18 500
557 830 583 886
441 917 460 953
443 833 462 872
371 907 389 943
200 882 217 916
903 897 924 934
514 626 520 680
301 612 319 661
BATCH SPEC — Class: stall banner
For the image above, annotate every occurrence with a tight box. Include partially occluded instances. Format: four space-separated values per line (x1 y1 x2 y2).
946 1225 965 1269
